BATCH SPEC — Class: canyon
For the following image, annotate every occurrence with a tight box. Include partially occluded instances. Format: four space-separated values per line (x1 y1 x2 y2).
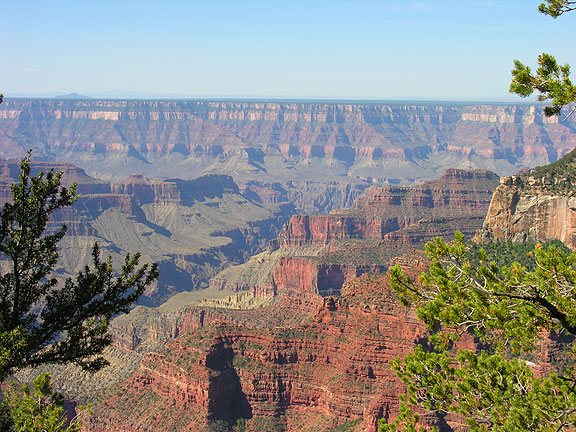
1 99 576 215
2 100 562 303
88 271 432 432
52 168 499 431
0 159 291 306
209 168 499 300
3 99 575 430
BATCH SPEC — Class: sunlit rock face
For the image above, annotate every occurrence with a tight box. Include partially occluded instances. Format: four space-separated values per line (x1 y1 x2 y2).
479 149 576 250
87 256 484 432
480 178 576 249
43 167 498 431
1 100 574 211
209 168 499 301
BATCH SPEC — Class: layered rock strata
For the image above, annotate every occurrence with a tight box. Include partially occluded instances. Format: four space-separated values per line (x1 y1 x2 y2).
86 253 559 432
210 169 500 298
2 99 575 213
0 160 291 305
479 148 576 249
88 264 437 432
63 169 498 430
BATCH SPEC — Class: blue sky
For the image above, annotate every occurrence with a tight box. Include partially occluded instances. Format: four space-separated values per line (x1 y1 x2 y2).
1 0 574 100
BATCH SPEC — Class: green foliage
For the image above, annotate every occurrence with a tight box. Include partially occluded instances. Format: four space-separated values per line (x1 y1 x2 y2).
0 153 159 381
379 399 430 432
510 2 576 118
383 346 576 432
232 417 247 432
510 53 576 117
205 418 253 432
529 147 576 178
382 233 576 431
397 233 576 351
1 372 89 431
206 419 231 432
538 0 576 17
331 418 364 432
516 148 576 194
467 239 570 271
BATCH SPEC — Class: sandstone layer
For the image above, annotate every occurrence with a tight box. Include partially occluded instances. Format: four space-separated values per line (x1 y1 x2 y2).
479 148 576 249
2 99 575 213
210 169 500 299
37 168 497 431
88 265 434 432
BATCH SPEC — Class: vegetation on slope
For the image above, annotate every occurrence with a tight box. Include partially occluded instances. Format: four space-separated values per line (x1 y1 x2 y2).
518 147 576 194
383 233 576 431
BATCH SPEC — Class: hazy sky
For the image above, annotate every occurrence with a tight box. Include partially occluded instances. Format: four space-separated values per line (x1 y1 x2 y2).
1 0 574 101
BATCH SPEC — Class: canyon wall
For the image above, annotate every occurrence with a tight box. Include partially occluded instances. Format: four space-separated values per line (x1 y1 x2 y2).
2 99 575 213
210 169 500 299
4 99 572 429
0 160 291 306
82 168 566 432
88 270 429 432
479 149 576 249
88 255 491 432
279 168 499 246
33 166 501 430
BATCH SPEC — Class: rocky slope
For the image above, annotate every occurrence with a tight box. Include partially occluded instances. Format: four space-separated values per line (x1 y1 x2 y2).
86 252 500 432
0 160 292 306
2 99 575 213
209 168 500 299
24 167 497 431
5 163 501 431
83 165 571 431
86 259 428 432
23 290 326 400
478 148 576 249
73 164 572 431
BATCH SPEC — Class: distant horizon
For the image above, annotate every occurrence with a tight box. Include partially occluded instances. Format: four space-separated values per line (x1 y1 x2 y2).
3 92 544 106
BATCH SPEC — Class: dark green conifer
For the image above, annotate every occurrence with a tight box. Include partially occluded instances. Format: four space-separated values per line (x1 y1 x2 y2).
510 1 576 119
0 152 158 382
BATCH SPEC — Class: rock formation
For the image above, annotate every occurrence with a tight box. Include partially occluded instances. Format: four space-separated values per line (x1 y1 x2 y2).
87 263 437 432
85 248 495 432
210 168 500 299
5 159 504 431
479 148 576 249
2 99 575 213
20 167 491 431
4 100 575 430
0 159 292 306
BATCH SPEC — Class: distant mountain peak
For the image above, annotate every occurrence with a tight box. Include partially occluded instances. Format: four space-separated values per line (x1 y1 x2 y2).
53 92 92 100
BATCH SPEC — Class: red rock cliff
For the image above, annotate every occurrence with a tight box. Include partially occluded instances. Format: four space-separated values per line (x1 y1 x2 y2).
278 169 500 247
88 263 447 432
209 169 499 302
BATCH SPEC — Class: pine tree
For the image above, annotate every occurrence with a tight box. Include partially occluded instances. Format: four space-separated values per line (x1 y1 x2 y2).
381 234 576 431
1 373 86 432
381 4 576 429
0 152 158 382
510 1 576 119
